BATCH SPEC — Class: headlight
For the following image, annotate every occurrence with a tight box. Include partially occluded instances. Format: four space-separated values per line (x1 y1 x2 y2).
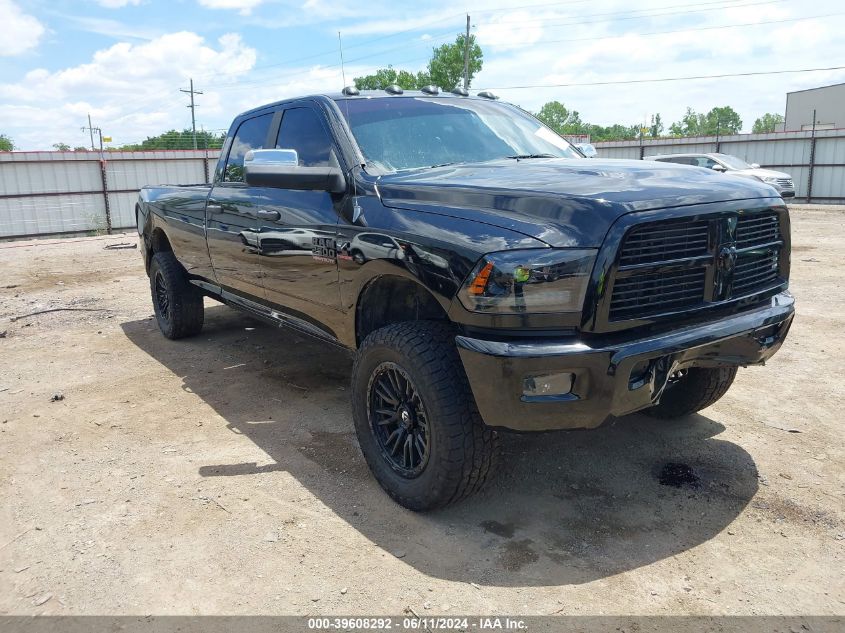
762 176 779 184
458 249 596 314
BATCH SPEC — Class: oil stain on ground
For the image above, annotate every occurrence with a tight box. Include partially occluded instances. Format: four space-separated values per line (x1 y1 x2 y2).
480 520 515 538
657 462 701 489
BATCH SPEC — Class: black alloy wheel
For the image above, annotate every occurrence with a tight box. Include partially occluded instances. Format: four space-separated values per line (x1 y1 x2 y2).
154 271 170 321
368 362 430 476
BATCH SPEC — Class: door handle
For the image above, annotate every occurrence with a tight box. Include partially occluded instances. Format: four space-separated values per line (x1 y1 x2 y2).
207 202 223 215
256 210 281 221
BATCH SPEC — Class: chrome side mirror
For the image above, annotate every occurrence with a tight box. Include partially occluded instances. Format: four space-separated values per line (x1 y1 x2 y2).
245 148 298 167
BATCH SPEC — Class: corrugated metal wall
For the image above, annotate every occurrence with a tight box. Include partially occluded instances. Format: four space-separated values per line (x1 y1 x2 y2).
0 150 220 239
594 129 845 202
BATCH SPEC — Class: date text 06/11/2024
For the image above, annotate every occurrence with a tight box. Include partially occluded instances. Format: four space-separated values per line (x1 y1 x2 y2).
307 617 527 630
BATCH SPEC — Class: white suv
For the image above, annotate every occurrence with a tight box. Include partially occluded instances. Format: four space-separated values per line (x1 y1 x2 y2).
645 152 795 198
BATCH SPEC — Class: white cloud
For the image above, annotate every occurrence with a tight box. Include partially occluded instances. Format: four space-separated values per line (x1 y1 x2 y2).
96 0 143 7
468 1 845 133
0 0 45 56
0 31 257 149
61 15 161 41
476 11 543 51
197 0 266 15
3 0 845 150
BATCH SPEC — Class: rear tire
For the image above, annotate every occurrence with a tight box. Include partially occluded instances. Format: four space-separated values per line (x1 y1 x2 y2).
645 366 738 419
149 251 204 340
351 321 499 511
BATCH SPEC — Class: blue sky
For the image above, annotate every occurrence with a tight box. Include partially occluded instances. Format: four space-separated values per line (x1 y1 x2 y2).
2 0 844 149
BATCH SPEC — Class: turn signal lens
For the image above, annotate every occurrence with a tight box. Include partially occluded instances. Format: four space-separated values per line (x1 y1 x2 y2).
468 261 494 295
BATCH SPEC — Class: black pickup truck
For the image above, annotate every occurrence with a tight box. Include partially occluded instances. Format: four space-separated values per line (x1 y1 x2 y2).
137 87 795 510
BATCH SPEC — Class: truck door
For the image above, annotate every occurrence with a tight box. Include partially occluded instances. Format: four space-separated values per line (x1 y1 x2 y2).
253 104 346 337
206 111 276 300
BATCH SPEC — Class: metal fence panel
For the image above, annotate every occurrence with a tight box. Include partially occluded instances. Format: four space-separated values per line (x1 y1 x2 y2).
814 136 845 163
811 166 845 199
105 157 209 191
0 193 105 237
0 159 102 196
108 191 141 229
0 150 219 239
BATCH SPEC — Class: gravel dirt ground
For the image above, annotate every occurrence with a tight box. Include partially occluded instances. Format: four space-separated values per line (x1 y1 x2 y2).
0 207 843 616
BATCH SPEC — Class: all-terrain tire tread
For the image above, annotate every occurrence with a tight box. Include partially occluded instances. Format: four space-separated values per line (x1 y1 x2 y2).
149 251 204 339
352 321 499 510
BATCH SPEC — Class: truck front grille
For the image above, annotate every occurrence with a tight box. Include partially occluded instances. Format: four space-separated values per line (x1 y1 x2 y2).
618 219 710 267
609 267 706 321
608 210 785 322
735 212 779 249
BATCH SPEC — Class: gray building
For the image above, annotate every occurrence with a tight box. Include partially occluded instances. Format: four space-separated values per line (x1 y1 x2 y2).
785 82 845 131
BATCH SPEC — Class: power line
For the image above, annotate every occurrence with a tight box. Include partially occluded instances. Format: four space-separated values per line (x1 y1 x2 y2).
488 65 845 90
485 0 785 28
210 0 781 93
517 12 845 48
106 0 788 118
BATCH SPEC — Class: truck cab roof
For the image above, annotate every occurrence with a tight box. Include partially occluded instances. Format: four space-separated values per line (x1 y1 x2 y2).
238 87 498 118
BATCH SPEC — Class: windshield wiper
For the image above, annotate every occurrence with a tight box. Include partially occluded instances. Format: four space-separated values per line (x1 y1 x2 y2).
505 153 558 160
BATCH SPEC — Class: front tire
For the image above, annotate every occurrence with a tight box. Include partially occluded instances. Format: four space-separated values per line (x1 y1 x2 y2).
149 251 204 340
351 322 498 511
645 366 738 419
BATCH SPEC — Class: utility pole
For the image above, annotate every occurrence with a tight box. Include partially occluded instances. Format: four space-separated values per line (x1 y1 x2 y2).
80 114 111 234
180 78 203 150
83 113 97 151
462 14 471 90
715 118 722 153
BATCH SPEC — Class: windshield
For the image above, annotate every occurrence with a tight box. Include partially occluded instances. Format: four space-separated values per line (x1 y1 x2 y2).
714 153 752 170
337 96 581 172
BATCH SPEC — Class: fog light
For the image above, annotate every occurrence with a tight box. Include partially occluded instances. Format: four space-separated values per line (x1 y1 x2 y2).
523 372 574 397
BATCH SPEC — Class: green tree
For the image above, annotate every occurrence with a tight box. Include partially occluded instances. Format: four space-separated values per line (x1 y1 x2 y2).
427 33 482 90
588 123 641 142
353 33 483 92
118 128 226 151
0 134 14 151
74 146 90 152
53 142 71 151
534 101 645 141
353 66 430 90
669 106 742 136
649 113 664 138
752 112 784 134
535 101 586 135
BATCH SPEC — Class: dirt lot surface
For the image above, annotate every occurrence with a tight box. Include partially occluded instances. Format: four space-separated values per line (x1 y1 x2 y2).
1 207 843 616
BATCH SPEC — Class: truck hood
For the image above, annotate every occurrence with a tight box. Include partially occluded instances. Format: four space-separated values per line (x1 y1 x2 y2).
375 158 779 247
